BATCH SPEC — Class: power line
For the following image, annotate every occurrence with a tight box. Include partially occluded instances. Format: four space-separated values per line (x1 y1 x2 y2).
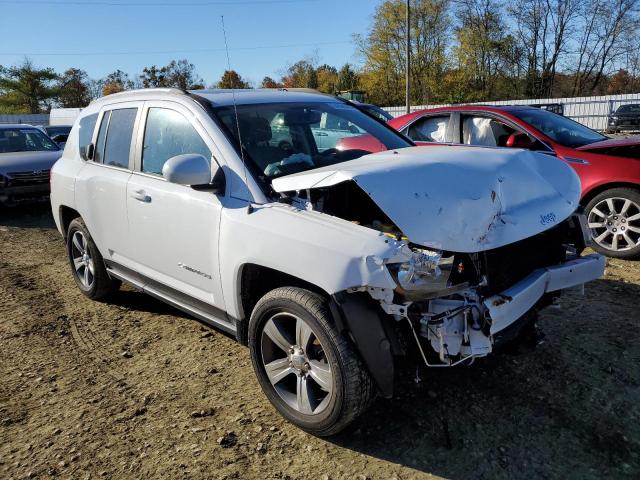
0 0 316 5
0 40 352 57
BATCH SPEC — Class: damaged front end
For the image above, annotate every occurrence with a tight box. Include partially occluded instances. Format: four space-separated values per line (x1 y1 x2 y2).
271 146 605 391
377 214 604 368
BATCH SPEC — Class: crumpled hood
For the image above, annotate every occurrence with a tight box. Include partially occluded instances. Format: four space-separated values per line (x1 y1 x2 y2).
272 146 581 253
0 150 62 174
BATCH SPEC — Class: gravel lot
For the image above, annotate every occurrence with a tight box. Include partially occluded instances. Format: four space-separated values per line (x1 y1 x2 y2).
1 204 639 480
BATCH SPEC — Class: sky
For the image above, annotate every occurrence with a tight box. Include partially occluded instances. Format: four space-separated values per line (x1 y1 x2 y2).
0 0 378 86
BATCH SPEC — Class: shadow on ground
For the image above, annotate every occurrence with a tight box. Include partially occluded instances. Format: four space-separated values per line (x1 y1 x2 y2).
328 277 640 479
0 203 55 229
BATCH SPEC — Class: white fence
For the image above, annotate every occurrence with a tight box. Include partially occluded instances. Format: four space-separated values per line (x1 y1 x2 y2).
0 114 49 126
383 92 640 131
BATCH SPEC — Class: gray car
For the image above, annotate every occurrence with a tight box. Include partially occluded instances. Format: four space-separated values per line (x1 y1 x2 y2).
0 124 62 206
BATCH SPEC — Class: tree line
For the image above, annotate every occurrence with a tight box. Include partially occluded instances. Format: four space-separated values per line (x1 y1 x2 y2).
1 0 639 114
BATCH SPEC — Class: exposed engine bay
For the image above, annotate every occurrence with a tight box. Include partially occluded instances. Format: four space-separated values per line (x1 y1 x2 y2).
282 180 595 367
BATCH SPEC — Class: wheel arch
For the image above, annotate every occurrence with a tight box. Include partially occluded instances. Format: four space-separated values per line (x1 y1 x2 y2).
236 263 330 342
59 205 81 239
237 264 399 398
581 182 640 207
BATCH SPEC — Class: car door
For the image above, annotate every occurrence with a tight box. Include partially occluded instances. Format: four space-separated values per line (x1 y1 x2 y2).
312 112 363 151
74 103 142 268
125 101 226 312
401 113 453 143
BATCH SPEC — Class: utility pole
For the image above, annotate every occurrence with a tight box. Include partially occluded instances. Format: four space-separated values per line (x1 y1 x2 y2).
405 0 411 114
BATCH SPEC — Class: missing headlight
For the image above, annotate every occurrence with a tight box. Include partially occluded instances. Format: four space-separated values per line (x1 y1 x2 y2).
396 248 454 292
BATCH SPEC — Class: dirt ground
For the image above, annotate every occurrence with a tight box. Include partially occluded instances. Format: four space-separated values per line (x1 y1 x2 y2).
1 204 639 480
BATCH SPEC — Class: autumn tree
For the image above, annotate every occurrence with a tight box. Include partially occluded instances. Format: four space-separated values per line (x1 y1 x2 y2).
0 59 58 113
56 68 91 107
216 70 251 89
356 0 450 106
281 60 318 89
316 64 338 93
454 0 514 101
139 59 203 90
508 0 581 97
102 70 134 96
335 64 360 92
570 0 639 95
261 76 281 88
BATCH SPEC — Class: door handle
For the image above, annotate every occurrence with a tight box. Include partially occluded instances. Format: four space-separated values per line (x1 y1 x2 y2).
315 132 328 136
131 189 151 203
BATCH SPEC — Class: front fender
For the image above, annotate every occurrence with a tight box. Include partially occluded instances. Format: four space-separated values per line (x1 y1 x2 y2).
219 200 401 320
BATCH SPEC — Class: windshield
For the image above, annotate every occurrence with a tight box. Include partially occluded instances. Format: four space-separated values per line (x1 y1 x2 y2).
617 104 640 113
212 101 411 180
0 128 60 153
45 126 72 136
361 104 394 122
509 108 606 148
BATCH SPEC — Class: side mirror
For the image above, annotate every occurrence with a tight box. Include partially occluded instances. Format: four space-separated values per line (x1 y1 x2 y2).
163 154 225 194
506 132 535 149
80 143 94 160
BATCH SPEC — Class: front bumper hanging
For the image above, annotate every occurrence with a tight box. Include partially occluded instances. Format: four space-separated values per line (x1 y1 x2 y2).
484 254 606 335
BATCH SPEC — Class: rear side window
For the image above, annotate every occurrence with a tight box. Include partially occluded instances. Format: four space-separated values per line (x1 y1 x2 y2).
78 113 98 160
94 111 110 164
142 108 211 176
94 108 137 168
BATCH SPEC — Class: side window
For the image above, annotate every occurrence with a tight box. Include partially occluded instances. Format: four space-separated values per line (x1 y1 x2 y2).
142 108 211 176
93 111 110 164
94 108 137 168
310 111 364 151
461 115 516 147
405 115 449 142
78 113 98 160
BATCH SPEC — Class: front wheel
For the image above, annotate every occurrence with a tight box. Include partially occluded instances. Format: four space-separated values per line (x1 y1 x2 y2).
585 188 640 259
248 287 374 436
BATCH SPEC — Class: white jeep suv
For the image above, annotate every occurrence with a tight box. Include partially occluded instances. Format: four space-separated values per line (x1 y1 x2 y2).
50 88 605 436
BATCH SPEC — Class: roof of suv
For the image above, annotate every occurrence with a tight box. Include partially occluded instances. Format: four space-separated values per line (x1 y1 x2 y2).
91 88 338 108
192 88 336 106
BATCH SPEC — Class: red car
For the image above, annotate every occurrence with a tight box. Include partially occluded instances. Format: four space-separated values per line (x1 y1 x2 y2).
387 105 640 259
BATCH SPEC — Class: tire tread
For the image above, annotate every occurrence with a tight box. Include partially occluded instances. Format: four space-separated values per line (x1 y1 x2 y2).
250 287 375 436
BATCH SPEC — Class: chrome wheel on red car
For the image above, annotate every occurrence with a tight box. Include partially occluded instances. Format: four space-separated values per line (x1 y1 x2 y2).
586 188 640 259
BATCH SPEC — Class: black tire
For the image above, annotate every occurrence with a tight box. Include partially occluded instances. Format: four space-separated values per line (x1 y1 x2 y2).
66 218 120 300
584 188 640 259
248 287 374 436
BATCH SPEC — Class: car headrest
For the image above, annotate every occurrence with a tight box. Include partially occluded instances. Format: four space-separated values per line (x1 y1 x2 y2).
240 117 272 144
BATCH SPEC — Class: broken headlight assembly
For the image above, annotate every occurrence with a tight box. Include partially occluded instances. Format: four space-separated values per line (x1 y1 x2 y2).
390 247 458 299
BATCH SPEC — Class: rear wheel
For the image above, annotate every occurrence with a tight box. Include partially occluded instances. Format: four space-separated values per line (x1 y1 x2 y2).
585 188 640 259
66 218 120 300
248 287 374 436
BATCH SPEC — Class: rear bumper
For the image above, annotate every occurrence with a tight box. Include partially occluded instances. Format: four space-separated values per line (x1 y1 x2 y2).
484 254 606 335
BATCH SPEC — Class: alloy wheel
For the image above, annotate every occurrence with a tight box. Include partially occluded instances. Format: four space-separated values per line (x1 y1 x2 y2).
588 197 640 252
70 230 95 288
260 312 334 415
